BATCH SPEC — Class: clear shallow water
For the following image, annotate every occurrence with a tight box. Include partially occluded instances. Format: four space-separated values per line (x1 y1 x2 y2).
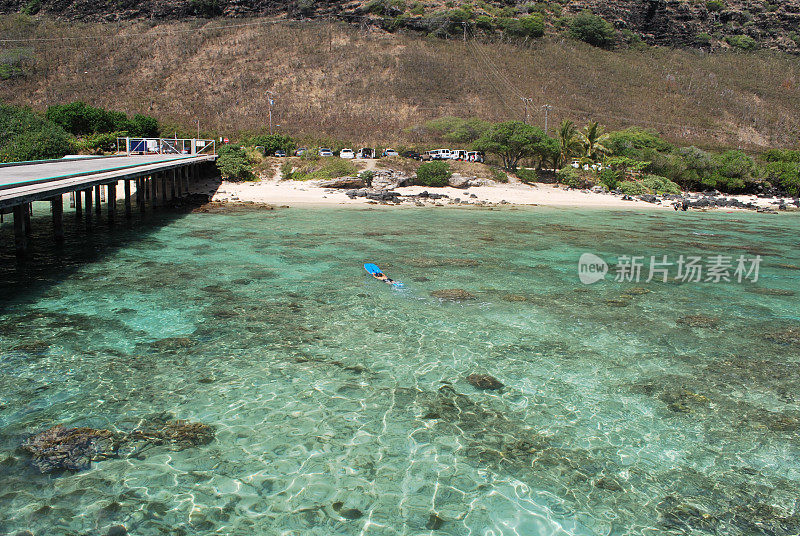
0 205 799 536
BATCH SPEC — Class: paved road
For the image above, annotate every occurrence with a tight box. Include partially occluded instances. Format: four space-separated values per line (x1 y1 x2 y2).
0 154 215 210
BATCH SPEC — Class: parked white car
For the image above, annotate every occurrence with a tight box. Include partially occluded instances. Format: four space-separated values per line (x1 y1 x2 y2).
382 148 399 157
340 148 355 159
319 148 333 157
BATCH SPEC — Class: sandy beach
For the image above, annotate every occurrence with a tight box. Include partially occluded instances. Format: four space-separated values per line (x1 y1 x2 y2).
189 175 794 212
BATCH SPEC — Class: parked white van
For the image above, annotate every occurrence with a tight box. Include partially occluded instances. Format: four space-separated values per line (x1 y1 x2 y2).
357 148 375 159
339 149 355 159
427 149 451 160
450 150 468 161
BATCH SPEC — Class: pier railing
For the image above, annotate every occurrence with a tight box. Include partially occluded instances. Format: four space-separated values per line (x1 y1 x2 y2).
117 137 216 156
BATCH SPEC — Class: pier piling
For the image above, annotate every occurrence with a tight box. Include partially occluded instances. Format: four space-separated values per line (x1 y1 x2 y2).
13 204 27 255
75 191 82 218
84 188 93 226
51 195 64 242
124 180 132 218
108 182 117 220
23 204 32 237
94 185 101 216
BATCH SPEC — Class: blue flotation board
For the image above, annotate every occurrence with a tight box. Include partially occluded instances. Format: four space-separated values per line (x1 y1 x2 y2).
364 263 382 275
364 263 402 287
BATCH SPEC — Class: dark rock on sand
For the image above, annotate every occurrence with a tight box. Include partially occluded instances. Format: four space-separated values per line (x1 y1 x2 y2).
594 477 623 491
466 374 504 390
106 525 128 536
332 502 363 519
130 420 215 448
431 288 476 300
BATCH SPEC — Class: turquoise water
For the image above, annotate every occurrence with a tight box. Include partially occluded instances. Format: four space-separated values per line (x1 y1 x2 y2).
1 205 799 535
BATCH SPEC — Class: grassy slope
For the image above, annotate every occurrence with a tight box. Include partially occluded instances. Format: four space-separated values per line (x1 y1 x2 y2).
1 15 799 149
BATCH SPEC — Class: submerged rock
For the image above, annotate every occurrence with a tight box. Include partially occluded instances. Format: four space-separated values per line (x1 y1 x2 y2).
149 337 194 351
763 327 800 346
426 513 446 530
747 287 796 297
466 374 504 390
431 289 476 300
130 420 215 448
332 502 363 520
677 315 720 328
22 425 120 473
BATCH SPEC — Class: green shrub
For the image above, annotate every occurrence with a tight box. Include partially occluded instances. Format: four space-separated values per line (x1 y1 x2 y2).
515 167 538 184
359 170 375 187
491 167 509 183
249 133 296 155
45 102 159 137
725 34 758 51
710 150 755 191
75 132 123 154
607 127 672 158
569 11 616 48
557 167 594 188
618 175 681 195
706 0 725 12
21 0 41 15
475 14 495 31
599 168 621 190
762 162 800 196
696 32 713 45
762 149 800 163
415 161 452 187
216 144 254 181
280 161 294 180
501 14 544 38
0 103 75 162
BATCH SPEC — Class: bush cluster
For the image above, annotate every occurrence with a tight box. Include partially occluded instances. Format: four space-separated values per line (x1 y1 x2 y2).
248 133 296 156
46 102 159 137
415 161 452 187
569 11 616 48
0 103 74 162
216 144 254 181
618 175 681 195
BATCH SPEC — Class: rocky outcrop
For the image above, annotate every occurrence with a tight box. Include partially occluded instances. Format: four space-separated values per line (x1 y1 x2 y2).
370 169 411 190
431 288 476 300
448 173 475 188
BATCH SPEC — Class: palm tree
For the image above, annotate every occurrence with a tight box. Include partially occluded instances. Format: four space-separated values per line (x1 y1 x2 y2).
578 121 610 161
557 120 581 168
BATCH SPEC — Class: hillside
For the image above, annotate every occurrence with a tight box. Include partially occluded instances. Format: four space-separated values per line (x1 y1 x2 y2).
0 14 799 149
1 0 799 53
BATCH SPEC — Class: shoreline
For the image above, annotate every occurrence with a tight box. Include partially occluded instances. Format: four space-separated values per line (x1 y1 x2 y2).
191 177 799 213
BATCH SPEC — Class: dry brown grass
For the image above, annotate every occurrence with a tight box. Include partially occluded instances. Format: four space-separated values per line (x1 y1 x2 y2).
1 15 799 149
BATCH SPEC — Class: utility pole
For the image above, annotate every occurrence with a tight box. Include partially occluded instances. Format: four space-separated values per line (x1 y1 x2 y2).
521 97 533 124
463 22 467 42
542 104 553 135
196 119 200 138
266 91 274 135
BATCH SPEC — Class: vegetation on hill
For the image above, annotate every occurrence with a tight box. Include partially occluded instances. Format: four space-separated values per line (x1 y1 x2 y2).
0 102 73 161
1 0 798 53
2 16 797 152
